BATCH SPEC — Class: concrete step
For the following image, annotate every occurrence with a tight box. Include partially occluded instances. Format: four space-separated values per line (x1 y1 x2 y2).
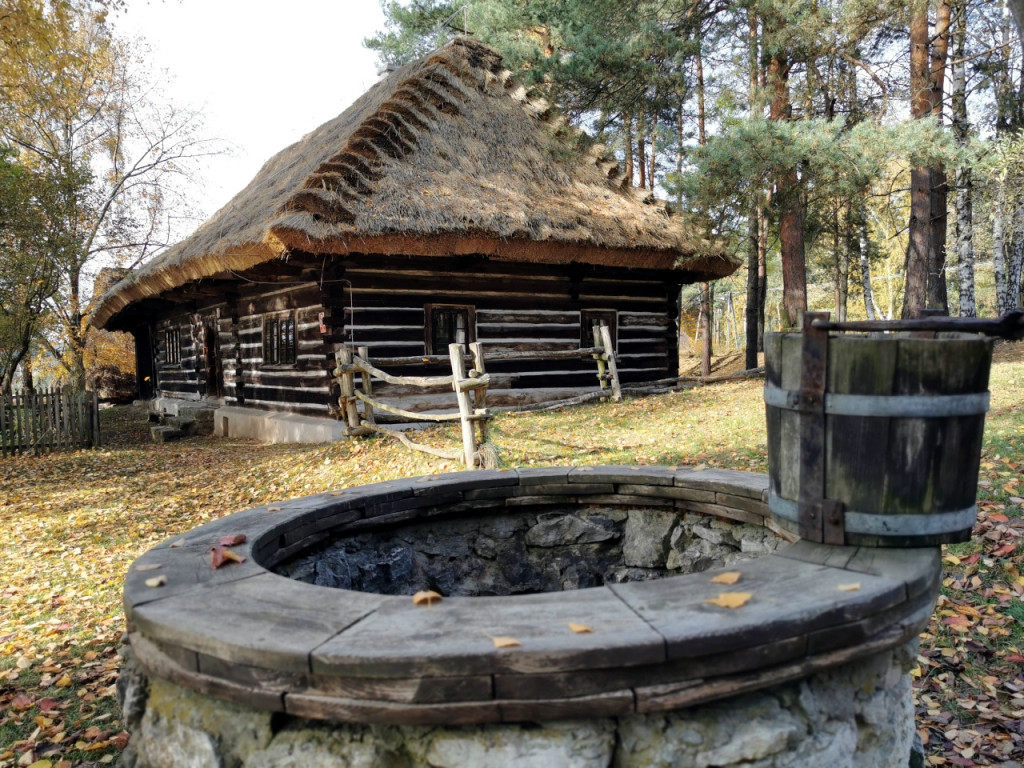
151 425 186 443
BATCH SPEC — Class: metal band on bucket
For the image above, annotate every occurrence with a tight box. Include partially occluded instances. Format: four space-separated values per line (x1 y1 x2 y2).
768 492 978 537
764 383 990 418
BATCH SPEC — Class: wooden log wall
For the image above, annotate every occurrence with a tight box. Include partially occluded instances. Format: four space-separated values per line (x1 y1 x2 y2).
147 253 684 416
333 255 682 410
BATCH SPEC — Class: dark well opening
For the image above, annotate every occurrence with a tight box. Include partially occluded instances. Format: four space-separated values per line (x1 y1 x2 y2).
274 505 782 596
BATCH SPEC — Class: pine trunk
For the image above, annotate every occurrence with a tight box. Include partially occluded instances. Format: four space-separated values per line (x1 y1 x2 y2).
744 10 762 370
769 51 806 327
926 2 951 313
903 0 931 318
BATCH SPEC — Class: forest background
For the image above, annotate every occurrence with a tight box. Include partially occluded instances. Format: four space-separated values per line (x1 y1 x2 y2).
2 0 1024 389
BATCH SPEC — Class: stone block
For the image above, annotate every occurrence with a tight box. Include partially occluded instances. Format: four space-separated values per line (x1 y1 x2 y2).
623 509 678 568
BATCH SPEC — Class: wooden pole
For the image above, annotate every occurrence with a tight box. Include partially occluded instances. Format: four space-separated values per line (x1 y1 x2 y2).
592 326 608 391
599 324 623 402
449 343 477 469
357 346 375 426
469 341 489 445
91 390 100 448
335 346 361 432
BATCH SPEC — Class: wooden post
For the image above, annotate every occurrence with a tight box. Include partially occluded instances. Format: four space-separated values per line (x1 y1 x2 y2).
592 326 608 391
599 324 623 402
357 346 376 426
335 346 361 432
468 341 489 444
91 390 100 448
449 343 477 469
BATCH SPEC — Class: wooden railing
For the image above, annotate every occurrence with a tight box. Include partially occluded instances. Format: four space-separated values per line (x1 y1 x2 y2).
0 389 100 457
332 326 621 469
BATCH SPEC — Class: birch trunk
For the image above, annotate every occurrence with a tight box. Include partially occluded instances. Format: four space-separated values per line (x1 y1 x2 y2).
1009 202 1024 311
857 209 877 320
994 179 1009 314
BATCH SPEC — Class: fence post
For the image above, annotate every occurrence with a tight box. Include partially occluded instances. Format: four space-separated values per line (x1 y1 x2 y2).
357 346 376 427
91 390 100 448
599 324 622 402
468 341 489 445
592 326 608 392
335 345 361 433
450 344 477 469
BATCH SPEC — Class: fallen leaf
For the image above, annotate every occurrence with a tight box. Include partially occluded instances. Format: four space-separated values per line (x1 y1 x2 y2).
168 537 186 548
217 534 246 547
412 590 442 606
706 592 752 609
210 546 245 569
54 674 71 688
838 583 861 592
144 575 167 588
134 563 162 572
711 571 742 585
492 636 522 648
988 513 1010 523
11 693 33 710
568 622 593 634
991 543 1017 557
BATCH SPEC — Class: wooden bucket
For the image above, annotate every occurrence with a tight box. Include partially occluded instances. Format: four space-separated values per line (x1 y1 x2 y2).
764 322 993 547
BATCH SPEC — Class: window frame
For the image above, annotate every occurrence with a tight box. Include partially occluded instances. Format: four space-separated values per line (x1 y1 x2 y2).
580 309 618 352
164 328 182 366
263 312 297 366
425 303 476 356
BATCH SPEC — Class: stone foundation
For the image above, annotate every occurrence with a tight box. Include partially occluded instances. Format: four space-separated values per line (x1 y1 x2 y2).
119 640 918 768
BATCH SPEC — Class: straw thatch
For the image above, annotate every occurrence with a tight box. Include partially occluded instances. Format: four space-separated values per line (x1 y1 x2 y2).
94 37 737 330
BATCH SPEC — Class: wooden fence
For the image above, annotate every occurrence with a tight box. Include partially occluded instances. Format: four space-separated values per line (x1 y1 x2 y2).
333 326 621 469
0 389 100 457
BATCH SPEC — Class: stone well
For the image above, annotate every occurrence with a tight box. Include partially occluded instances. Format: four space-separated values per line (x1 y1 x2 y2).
118 467 938 768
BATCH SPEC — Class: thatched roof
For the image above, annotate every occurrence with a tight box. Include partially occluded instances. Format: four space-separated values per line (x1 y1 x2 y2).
94 38 737 330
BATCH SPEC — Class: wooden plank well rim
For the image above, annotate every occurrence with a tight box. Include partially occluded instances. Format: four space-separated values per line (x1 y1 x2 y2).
124 467 940 724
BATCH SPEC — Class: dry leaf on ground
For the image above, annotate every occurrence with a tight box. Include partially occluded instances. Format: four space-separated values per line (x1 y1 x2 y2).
412 590 442 606
711 571 742 585
706 592 752 609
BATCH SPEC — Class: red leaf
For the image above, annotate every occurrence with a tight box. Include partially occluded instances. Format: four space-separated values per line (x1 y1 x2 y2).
988 513 1010 523
10 693 33 710
210 545 245 569
217 534 246 547
1004 653 1024 663
962 553 981 565
37 697 59 712
991 543 1016 558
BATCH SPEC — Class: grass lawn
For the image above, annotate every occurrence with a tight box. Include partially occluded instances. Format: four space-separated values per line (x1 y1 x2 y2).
1 344 1022 767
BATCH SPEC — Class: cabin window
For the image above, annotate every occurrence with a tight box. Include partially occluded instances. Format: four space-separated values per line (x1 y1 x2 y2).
164 329 182 365
426 304 475 355
581 309 617 351
263 314 296 365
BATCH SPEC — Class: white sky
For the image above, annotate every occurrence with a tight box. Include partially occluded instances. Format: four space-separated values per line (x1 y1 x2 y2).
114 0 387 224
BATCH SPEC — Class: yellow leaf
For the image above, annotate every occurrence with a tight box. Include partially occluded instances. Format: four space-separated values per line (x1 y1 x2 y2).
492 636 521 649
26 761 52 768
144 575 167 588
706 592 752 609
942 555 961 566
838 583 861 592
412 590 442 606
55 674 72 688
568 622 592 634
711 571 742 585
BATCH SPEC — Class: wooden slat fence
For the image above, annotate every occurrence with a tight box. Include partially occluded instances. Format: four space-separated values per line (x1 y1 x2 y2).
0 389 100 457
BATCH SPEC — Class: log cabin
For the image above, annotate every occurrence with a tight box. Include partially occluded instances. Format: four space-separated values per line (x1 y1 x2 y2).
93 38 739 442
